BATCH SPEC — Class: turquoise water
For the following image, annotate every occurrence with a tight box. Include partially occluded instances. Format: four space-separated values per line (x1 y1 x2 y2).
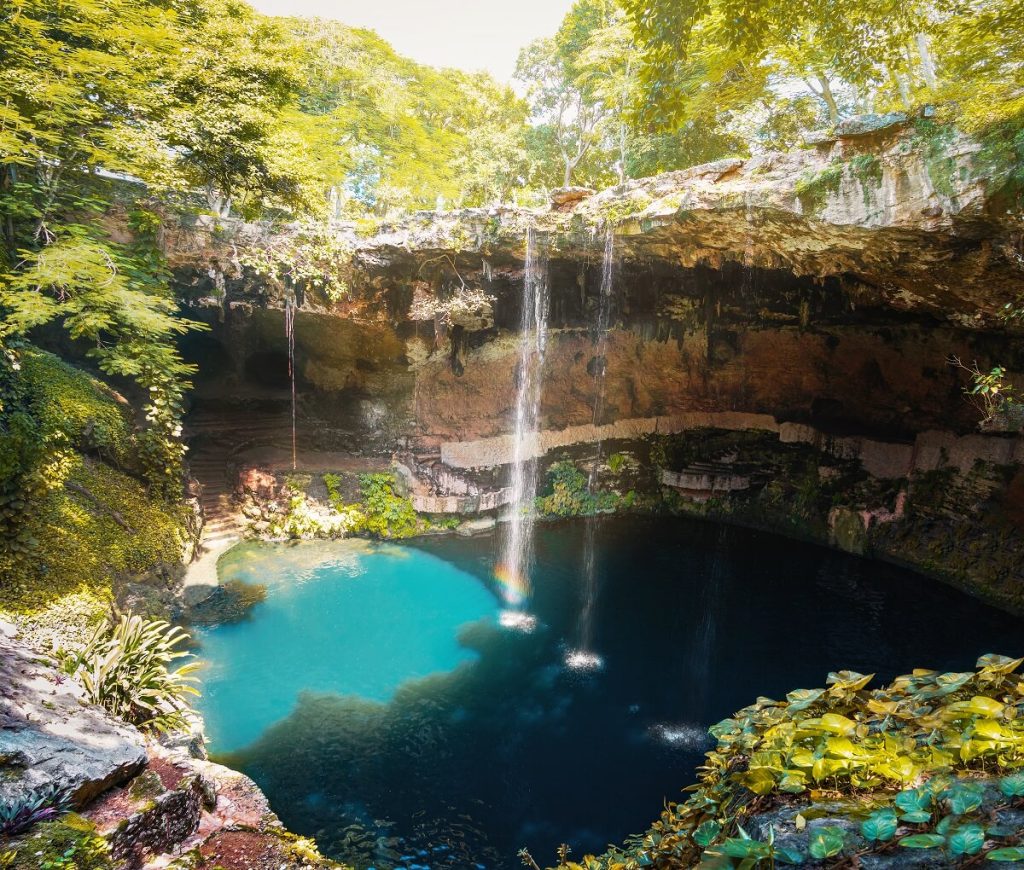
195 540 500 752
194 518 1024 870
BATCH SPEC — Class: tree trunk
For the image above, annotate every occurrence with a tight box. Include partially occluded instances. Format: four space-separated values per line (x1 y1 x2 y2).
915 33 938 91
885 64 913 110
2 164 16 260
816 74 840 123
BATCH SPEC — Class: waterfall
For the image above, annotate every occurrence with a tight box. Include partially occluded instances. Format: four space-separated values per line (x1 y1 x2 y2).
567 228 615 671
285 298 297 472
496 227 549 614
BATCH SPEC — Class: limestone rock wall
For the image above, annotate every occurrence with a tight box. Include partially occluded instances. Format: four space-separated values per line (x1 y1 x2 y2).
162 119 1024 607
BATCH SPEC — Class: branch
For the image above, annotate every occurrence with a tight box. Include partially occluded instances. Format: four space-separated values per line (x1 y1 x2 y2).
65 481 136 533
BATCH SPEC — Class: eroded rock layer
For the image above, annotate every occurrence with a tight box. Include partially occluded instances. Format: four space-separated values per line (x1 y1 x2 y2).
167 119 1024 608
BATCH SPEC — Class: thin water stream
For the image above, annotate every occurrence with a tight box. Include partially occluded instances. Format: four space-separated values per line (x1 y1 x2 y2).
568 229 615 670
496 227 549 612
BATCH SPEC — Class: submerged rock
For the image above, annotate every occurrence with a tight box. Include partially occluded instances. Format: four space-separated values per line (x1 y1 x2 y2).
456 516 497 536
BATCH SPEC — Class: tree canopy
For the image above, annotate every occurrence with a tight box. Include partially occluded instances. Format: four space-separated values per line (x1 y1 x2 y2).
1 0 1022 532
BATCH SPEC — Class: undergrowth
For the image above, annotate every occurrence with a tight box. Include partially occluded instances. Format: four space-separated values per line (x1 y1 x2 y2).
0 350 190 644
533 654 1024 869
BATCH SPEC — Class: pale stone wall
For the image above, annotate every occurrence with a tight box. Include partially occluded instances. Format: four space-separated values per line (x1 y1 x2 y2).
438 410 1022 481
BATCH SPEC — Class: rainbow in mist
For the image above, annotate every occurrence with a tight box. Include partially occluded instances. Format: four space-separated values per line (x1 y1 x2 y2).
493 563 530 607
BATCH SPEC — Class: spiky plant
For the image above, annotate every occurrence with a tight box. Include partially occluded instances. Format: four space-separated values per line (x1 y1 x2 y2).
58 615 200 733
0 786 70 837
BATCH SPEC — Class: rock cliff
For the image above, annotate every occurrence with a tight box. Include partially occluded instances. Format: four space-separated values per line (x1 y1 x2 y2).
0 627 343 869
166 117 1024 609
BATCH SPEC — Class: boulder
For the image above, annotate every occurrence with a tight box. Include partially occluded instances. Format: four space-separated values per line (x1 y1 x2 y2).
0 634 147 807
237 466 277 499
835 111 909 138
549 186 595 210
456 516 497 536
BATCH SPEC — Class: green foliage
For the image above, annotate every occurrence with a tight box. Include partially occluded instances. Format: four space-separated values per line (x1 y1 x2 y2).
3 815 111 870
535 461 622 517
607 453 629 474
266 486 363 540
807 826 845 859
264 471 430 541
19 350 133 466
794 162 844 214
949 356 1023 430
239 221 353 303
850 154 884 207
861 808 898 842
282 17 531 213
0 786 70 837
0 454 190 614
567 654 1024 869
0 350 189 609
620 0 1024 139
356 473 418 539
56 614 200 733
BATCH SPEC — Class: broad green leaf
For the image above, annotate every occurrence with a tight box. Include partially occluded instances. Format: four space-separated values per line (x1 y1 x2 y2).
774 846 804 865
977 654 1024 674
741 768 777 795
820 713 857 735
948 824 985 856
786 689 824 711
709 718 740 740
947 782 985 815
779 775 806 794
988 847 1024 862
826 671 874 694
722 837 770 860
860 809 898 842
899 834 946 849
895 787 933 813
692 820 721 848
1000 772 1024 797
808 827 845 860
947 696 1006 718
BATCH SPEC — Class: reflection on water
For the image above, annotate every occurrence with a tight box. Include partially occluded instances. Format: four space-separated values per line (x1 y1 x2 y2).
197 517 1024 870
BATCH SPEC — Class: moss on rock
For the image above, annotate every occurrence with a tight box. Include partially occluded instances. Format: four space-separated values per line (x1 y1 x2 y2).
6 815 113 870
1 350 190 643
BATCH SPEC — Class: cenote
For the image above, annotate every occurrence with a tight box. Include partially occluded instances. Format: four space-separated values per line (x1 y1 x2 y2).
194 517 1024 870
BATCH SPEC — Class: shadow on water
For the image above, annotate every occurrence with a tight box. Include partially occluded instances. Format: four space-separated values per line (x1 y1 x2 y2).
205 517 1024 870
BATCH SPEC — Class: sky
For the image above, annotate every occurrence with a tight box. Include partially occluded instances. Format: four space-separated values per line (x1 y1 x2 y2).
245 0 575 82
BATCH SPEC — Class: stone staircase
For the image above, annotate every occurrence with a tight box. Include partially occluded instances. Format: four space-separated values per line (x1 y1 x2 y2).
181 405 299 596
189 451 244 553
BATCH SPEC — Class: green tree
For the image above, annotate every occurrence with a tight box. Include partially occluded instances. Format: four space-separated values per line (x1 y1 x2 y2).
280 18 530 214
620 0 1024 134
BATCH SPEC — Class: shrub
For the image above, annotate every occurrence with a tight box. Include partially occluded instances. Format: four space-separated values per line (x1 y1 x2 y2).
1 457 190 613
357 473 418 539
56 615 199 733
4 815 111 870
535 461 621 517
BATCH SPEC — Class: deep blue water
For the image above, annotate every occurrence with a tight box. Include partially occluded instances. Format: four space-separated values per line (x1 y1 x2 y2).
194 517 1024 870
